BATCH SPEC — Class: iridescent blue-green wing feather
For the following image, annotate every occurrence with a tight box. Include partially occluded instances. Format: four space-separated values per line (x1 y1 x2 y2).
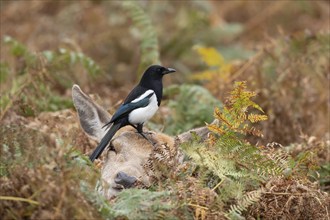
102 93 153 128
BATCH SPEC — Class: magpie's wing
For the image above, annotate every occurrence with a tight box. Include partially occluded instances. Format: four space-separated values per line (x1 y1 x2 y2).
102 92 153 128
123 85 152 104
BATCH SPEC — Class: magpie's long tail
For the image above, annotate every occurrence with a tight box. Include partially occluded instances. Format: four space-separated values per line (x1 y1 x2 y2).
89 122 122 162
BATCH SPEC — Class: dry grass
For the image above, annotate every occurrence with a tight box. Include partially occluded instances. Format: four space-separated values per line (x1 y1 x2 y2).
248 178 330 220
0 110 101 219
1 1 329 219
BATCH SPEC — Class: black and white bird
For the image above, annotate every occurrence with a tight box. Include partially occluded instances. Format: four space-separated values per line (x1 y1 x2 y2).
89 65 176 162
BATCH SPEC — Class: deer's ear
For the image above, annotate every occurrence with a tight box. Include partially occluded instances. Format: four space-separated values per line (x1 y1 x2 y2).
72 84 111 141
177 119 218 142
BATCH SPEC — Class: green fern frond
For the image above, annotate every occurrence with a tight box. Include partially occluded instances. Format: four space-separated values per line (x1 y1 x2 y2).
210 81 268 138
181 81 291 215
3 35 37 67
43 49 101 77
122 1 160 78
112 189 174 219
1 36 104 117
229 81 264 113
226 189 263 218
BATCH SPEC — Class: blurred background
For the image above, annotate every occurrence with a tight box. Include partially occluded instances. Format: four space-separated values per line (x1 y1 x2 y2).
1 1 329 219
1 0 329 146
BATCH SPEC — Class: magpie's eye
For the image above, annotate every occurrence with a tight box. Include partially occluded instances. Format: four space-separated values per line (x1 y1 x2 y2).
157 68 161 72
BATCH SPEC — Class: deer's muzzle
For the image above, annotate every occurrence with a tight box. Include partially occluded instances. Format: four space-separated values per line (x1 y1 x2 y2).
114 171 137 189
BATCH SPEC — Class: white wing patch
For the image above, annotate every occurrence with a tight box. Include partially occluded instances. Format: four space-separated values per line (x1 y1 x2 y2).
128 90 159 125
131 90 154 103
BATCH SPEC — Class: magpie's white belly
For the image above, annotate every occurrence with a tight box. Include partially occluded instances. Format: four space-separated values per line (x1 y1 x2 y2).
128 91 159 125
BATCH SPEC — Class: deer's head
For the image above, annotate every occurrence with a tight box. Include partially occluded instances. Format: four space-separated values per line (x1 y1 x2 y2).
72 84 211 198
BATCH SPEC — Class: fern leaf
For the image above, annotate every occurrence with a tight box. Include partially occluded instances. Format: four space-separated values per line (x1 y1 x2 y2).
248 113 268 123
214 107 233 130
243 127 264 137
208 123 225 135
181 81 291 218
226 189 263 217
122 1 160 77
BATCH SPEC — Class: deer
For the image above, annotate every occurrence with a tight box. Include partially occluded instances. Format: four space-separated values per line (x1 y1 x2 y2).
72 84 212 199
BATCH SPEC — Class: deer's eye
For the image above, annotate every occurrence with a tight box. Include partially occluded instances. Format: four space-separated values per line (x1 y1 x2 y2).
109 143 117 153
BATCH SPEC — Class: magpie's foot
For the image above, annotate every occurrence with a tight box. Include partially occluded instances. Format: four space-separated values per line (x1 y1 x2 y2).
137 132 156 145
144 131 154 135
138 131 148 139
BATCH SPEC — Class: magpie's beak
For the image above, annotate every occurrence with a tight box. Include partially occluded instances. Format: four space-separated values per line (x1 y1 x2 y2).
162 67 176 75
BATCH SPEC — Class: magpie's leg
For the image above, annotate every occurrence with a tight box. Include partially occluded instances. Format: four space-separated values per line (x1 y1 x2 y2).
131 124 138 131
130 124 143 134
135 124 155 145
137 124 154 135
137 124 148 139
136 124 143 133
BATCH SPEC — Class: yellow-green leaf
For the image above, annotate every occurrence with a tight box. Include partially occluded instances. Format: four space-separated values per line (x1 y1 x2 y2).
194 46 225 67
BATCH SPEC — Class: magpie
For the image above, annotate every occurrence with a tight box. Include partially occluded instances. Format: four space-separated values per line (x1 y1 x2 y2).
89 65 176 162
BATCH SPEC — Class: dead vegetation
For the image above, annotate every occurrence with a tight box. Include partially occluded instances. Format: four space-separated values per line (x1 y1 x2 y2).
0 110 100 219
1 1 329 219
248 178 330 220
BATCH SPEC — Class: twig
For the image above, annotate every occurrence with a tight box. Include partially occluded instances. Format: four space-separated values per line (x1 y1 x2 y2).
188 203 209 210
0 196 39 205
263 191 324 197
211 179 224 191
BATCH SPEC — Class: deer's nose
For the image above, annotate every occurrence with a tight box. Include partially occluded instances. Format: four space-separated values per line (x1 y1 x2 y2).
114 171 137 188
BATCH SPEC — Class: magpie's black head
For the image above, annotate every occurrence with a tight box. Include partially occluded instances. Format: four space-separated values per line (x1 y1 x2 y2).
140 65 176 85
